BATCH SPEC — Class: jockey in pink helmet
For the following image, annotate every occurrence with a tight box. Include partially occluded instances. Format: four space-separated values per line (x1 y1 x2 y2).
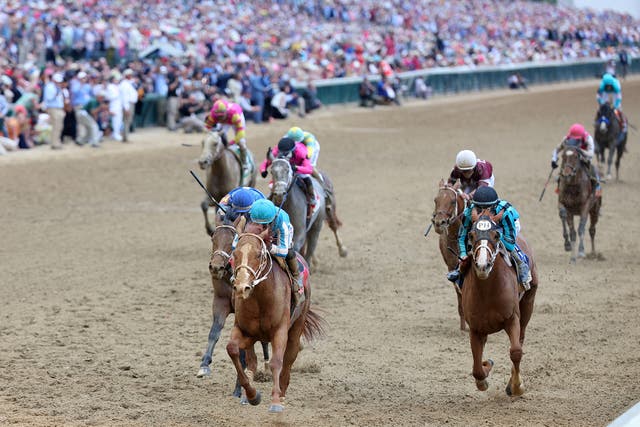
551 123 601 196
204 99 248 167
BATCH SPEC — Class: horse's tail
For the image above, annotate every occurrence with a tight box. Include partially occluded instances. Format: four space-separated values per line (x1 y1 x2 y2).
302 305 327 343
321 172 343 229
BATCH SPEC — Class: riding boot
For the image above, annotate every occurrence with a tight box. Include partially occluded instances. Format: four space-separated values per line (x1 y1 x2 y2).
286 250 305 307
312 167 333 211
239 146 249 174
510 248 531 289
590 163 602 197
303 176 315 221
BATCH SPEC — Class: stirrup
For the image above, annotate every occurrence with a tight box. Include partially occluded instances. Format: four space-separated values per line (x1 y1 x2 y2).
447 269 460 283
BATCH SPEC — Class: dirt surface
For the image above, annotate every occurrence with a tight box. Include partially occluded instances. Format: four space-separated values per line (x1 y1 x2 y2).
1 78 639 427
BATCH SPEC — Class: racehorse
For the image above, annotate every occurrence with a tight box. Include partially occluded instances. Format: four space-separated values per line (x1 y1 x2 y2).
198 131 257 235
461 210 538 396
594 102 626 181
269 158 347 269
227 223 325 412
557 145 602 263
196 224 269 397
431 179 468 330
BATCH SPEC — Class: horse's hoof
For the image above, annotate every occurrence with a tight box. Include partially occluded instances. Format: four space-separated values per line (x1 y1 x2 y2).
196 366 211 378
476 379 489 391
564 242 571 252
339 248 348 258
269 404 284 413
506 381 525 397
606 174 612 181
570 257 576 264
578 251 586 258
248 391 262 406
240 395 249 405
233 387 242 398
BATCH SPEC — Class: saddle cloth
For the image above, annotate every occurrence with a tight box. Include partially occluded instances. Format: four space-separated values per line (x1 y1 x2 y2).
228 145 255 186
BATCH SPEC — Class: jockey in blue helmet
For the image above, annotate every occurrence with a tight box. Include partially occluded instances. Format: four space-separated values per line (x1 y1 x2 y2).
217 187 265 224
597 73 627 138
247 199 305 307
447 186 531 289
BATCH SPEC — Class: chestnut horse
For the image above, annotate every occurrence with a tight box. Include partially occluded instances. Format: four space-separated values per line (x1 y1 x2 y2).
431 179 468 330
557 144 602 263
198 131 257 235
196 224 269 398
461 210 538 396
227 223 325 412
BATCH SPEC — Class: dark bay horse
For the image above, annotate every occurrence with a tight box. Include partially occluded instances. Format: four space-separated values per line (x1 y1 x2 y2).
594 103 627 181
269 158 347 269
431 179 468 330
557 145 602 263
196 224 269 397
462 210 538 396
198 131 257 235
227 224 325 412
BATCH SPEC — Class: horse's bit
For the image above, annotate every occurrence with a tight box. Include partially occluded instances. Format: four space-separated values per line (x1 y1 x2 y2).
211 225 238 265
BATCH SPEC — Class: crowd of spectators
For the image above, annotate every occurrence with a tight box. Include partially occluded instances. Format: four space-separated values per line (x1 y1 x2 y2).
0 0 639 154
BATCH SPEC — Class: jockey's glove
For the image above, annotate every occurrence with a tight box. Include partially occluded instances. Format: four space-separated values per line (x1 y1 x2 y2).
551 160 558 169
261 170 268 178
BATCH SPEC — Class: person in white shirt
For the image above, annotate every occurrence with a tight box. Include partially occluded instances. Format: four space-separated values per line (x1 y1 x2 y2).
119 69 139 142
106 71 124 141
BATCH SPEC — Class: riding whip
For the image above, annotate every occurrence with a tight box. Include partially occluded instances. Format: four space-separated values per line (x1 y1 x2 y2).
423 222 433 238
189 170 227 212
447 246 464 262
538 169 555 202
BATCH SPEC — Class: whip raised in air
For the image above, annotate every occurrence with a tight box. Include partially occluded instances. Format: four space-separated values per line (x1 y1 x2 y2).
189 170 227 213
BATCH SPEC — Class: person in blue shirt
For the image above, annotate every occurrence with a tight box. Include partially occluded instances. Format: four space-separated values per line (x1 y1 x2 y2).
217 186 265 224
447 186 531 288
597 73 627 138
246 199 305 307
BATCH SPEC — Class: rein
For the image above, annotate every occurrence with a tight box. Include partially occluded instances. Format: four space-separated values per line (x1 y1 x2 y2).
233 233 273 289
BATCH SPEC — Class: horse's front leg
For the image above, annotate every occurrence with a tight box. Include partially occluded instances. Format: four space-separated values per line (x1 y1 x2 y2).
226 327 261 406
470 330 493 391
606 140 615 181
201 198 214 236
505 316 525 396
558 205 571 252
577 211 589 259
197 296 231 378
456 291 466 331
567 214 578 264
268 326 289 412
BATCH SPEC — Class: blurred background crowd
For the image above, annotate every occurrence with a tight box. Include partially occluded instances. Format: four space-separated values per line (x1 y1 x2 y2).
0 0 638 154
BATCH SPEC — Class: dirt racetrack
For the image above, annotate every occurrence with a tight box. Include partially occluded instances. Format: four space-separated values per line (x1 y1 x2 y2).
1 77 639 427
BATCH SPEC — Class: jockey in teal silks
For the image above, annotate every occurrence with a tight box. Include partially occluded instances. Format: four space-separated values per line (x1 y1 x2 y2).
447 186 531 289
245 199 305 307
597 73 627 141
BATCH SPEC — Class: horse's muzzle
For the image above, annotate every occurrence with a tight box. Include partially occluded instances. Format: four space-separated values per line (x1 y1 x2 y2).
474 262 493 280
209 262 225 280
235 283 253 299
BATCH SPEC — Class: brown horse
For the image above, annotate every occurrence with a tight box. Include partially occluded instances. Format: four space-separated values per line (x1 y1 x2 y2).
557 145 602 263
594 102 627 182
198 131 257 235
196 224 269 397
461 210 538 396
431 179 468 330
227 223 325 412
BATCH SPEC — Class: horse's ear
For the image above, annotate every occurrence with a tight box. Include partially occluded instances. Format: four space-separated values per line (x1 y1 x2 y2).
471 208 479 223
258 227 270 241
234 215 247 234
491 211 504 223
453 181 461 190
438 178 444 187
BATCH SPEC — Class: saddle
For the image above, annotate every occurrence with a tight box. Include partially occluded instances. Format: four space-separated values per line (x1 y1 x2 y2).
273 253 309 322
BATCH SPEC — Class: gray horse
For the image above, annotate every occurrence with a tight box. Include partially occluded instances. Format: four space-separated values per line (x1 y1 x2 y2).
269 159 347 269
198 131 256 235
594 103 627 182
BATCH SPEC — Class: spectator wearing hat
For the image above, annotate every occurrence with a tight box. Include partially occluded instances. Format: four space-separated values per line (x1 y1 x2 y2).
119 69 138 142
70 71 101 146
42 72 65 149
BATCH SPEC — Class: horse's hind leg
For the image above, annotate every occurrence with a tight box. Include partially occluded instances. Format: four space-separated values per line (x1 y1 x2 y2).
325 198 348 258
505 317 525 396
268 326 289 412
279 314 306 401
456 290 466 331
469 331 493 391
304 222 323 272
197 297 231 378
261 341 270 373
558 206 571 252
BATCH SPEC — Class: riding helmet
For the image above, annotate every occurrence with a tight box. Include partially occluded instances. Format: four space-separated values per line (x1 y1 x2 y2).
473 186 499 207
567 123 586 141
286 126 305 142
212 99 228 118
455 150 477 171
277 137 296 155
231 189 255 213
250 199 277 224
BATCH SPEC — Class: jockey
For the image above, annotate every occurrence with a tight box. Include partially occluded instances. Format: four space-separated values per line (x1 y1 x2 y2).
247 199 305 307
447 150 495 197
217 186 265 224
446 186 531 289
260 137 316 210
551 123 601 196
597 73 627 135
204 99 249 170
286 126 320 167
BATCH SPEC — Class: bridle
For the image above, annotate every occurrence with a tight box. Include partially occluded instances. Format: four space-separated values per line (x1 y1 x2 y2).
270 158 295 197
432 185 466 232
233 233 273 289
559 149 580 180
470 215 503 274
210 225 237 266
